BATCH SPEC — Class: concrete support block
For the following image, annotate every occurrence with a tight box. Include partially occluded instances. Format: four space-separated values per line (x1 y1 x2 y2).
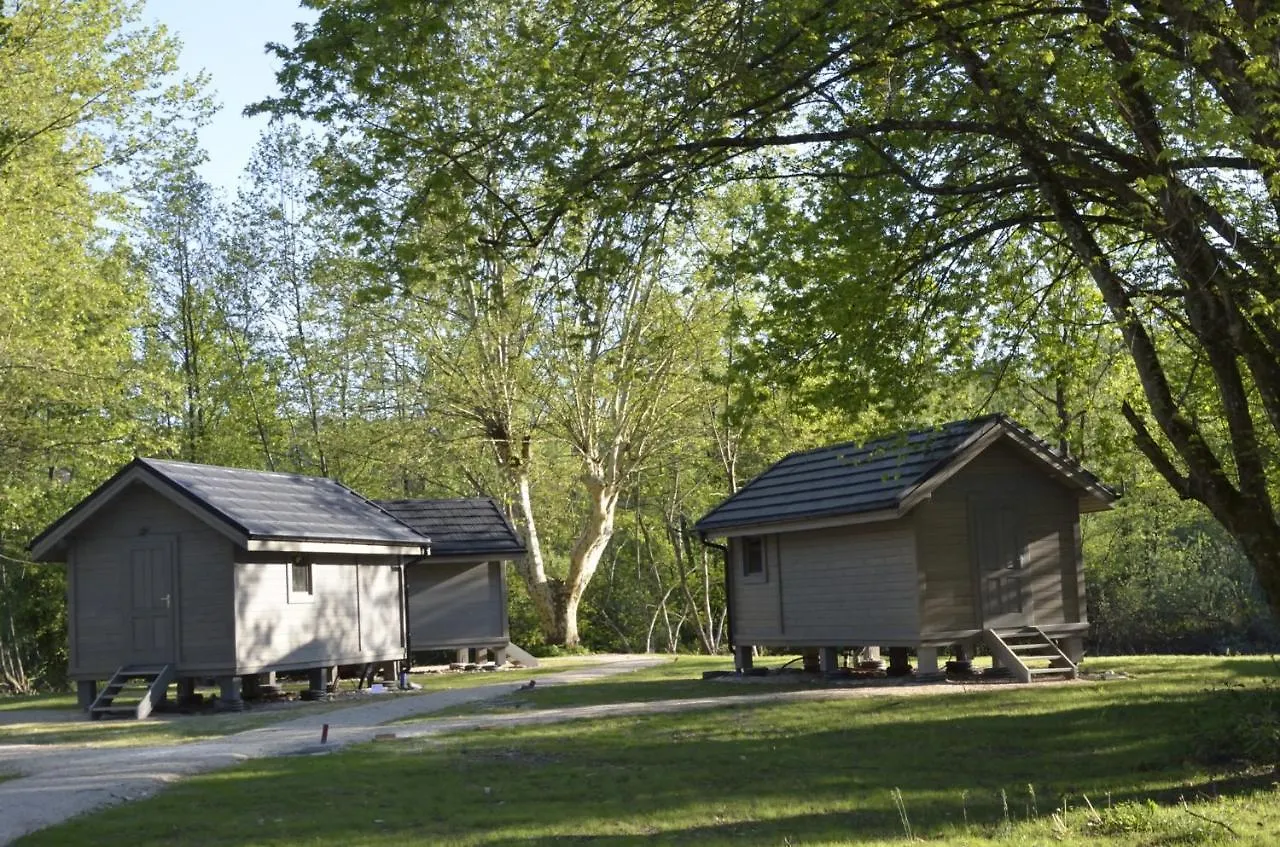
734 644 754 672
492 646 508 666
456 648 470 665
887 646 912 676
177 677 196 705
819 647 840 673
77 680 97 710
308 666 328 692
802 648 820 673
862 646 881 663
917 646 940 676
1062 636 1085 664
264 671 277 686
241 673 263 699
216 676 244 711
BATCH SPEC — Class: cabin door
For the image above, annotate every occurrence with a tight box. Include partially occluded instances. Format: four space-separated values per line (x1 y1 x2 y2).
970 501 1029 628
128 537 177 665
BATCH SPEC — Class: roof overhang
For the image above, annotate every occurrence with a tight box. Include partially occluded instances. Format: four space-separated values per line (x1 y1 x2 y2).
699 506 903 540
245 538 429 557
29 463 250 562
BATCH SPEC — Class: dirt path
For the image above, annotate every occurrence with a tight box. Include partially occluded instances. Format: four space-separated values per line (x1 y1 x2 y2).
0 655 663 845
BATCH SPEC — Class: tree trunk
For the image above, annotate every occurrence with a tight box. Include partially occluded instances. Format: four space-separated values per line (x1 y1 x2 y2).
558 474 620 648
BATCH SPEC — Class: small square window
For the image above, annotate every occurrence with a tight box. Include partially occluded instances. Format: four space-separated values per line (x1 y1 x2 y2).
742 537 765 582
288 557 314 602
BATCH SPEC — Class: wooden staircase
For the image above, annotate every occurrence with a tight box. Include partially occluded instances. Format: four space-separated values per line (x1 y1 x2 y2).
89 664 176 720
982 628 1076 683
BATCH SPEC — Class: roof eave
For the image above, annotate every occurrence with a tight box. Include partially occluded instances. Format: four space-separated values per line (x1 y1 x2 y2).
695 504 903 539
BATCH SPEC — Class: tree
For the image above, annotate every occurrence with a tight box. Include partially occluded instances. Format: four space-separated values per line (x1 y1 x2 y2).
0 0 195 690
266 0 1280 618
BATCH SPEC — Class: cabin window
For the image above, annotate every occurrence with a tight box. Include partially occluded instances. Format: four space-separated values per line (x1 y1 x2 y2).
288 557 314 603
741 537 766 583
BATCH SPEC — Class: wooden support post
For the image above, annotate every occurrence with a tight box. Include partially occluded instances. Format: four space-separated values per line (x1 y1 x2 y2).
1062 636 1084 664
917 647 939 676
77 680 97 710
734 644 754 672
802 648 820 672
492 646 508 666
819 647 840 674
308 667 327 692
177 677 196 706
887 647 912 676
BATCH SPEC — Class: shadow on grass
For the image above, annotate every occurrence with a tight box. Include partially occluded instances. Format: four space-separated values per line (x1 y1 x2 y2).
23 672 1280 846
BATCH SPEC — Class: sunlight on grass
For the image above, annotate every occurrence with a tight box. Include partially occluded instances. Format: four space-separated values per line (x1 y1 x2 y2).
24 655 1280 845
0 692 78 712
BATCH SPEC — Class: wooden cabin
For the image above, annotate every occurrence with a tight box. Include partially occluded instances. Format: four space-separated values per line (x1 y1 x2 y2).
694 415 1118 681
28 459 527 717
376 497 525 663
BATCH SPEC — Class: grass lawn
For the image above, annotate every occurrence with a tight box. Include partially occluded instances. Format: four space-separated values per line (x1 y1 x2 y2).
0 692 78 712
18 654 1280 845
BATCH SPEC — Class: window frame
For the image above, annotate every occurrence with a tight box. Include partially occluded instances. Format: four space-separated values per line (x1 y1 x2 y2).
287 556 315 604
740 536 767 584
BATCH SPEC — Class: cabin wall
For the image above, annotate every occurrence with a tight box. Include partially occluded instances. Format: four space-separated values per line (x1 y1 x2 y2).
727 536 782 641
66 484 235 679
730 522 919 646
234 557 404 673
915 440 1084 635
405 560 508 650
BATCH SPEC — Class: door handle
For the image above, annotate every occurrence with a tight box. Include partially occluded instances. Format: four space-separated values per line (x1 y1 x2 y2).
160 594 171 608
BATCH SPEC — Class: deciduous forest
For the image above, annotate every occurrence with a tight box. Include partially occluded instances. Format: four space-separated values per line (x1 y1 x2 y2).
3 0 1278 692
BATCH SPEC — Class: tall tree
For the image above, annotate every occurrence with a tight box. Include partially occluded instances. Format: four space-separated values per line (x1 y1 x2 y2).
267 0 1280 618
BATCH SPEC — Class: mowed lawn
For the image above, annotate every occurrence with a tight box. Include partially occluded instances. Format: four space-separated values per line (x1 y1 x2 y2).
18 655 1280 846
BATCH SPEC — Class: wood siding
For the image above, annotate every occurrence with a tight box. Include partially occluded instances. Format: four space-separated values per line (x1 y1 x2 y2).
234 558 404 672
915 440 1083 635
728 536 781 641
67 484 236 678
405 561 508 650
731 524 918 645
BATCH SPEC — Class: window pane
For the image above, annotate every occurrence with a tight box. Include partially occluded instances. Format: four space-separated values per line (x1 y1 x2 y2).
291 561 313 594
743 538 764 576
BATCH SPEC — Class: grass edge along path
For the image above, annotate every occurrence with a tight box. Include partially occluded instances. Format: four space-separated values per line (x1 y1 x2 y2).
18 655 1280 846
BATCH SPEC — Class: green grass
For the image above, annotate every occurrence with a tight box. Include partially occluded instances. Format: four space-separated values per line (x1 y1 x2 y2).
0 692 78 712
19 655 1280 845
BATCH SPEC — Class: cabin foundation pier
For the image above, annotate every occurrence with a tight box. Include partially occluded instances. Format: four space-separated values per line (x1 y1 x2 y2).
819 647 840 674
1061 636 1084 664
76 680 97 710
886 647 912 676
177 677 197 706
916 647 940 677
734 645 754 672
216 676 244 711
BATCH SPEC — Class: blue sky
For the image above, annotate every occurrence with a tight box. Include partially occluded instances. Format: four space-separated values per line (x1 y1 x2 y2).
143 1 317 195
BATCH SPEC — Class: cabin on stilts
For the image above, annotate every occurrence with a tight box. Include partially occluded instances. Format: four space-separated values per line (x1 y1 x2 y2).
694 414 1119 682
29 459 528 719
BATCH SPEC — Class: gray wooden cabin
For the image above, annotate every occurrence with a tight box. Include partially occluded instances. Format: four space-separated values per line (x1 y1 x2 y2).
29 459 430 716
375 498 525 663
694 415 1119 681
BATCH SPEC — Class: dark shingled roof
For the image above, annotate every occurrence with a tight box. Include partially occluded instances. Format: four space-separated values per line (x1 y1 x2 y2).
135 459 428 545
375 498 526 558
694 414 1116 533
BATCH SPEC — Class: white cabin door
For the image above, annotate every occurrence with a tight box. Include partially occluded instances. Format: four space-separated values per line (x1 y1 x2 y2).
971 501 1028 628
128 538 177 664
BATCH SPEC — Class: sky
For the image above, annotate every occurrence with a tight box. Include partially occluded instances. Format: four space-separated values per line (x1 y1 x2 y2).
142 1 318 195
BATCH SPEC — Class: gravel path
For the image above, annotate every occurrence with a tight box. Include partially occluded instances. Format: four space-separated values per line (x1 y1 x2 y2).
0 655 663 845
